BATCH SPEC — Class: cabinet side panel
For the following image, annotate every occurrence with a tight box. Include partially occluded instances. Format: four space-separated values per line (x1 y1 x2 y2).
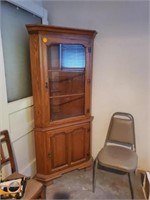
84 41 94 117
34 131 48 173
29 34 43 127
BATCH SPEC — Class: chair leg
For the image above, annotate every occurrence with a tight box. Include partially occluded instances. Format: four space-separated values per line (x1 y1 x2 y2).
38 185 46 199
128 173 134 199
92 159 97 192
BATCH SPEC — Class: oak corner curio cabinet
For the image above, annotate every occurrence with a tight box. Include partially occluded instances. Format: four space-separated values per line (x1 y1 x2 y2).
26 24 97 185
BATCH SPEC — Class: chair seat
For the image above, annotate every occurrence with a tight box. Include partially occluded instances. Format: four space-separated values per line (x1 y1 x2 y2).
22 178 43 199
97 145 138 172
5 172 44 199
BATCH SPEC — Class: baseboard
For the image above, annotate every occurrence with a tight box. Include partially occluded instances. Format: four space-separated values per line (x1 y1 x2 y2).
19 158 36 178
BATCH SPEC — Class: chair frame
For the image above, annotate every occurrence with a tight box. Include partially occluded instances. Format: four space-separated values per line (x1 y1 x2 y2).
92 112 137 199
0 130 46 199
1 130 16 174
105 112 136 150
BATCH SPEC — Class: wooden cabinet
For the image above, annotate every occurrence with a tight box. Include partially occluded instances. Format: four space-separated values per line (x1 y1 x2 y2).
26 24 96 184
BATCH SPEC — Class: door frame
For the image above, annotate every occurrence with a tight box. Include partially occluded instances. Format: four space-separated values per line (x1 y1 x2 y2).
0 0 48 131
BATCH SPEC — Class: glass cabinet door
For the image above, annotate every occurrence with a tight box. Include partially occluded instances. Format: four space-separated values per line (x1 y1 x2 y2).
47 44 86 121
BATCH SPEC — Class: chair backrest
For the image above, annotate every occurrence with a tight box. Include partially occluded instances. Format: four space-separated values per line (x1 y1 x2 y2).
0 130 16 173
105 112 136 150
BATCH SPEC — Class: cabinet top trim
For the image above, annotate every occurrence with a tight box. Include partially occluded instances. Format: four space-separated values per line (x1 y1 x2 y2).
26 24 97 38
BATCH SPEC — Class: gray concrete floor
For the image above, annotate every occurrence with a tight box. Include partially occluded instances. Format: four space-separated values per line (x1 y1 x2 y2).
46 169 144 199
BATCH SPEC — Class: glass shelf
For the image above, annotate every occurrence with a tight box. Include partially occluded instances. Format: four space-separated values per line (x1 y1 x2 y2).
49 71 85 96
50 94 84 121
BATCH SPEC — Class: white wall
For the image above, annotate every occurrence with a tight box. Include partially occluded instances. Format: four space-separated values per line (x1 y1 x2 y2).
43 0 150 170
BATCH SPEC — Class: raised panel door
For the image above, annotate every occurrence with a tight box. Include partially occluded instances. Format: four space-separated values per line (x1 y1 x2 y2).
47 131 69 171
70 124 90 165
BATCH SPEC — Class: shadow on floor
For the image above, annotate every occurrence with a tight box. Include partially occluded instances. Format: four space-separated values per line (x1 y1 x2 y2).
53 192 70 199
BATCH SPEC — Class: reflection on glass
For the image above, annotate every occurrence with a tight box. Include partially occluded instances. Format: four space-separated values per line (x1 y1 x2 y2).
61 44 85 69
48 44 85 70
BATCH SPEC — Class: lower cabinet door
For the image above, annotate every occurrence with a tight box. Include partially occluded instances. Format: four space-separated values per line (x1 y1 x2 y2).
47 123 91 172
47 130 69 172
69 123 90 165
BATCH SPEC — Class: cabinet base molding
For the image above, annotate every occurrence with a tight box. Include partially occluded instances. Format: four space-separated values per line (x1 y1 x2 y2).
35 158 92 186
